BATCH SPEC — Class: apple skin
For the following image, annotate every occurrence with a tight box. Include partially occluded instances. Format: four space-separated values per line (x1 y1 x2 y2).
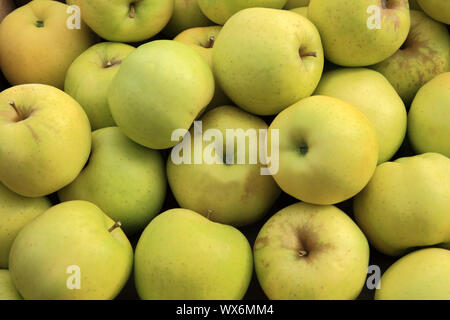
290 6 308 17
284 0 309 9
375 248 450 300
167 106 281 227
108 40 215 150
254 202 369 300
408 72 450 157
134 208 253 300
371 10 450 105
78 0 173 42
59 127 167 235
213 8 324 115
197 0 287 25
0 0 96 89
354 153 450 256
0 270 21 300
308 0 410 67
417 0 450 25
314 68 407 164
0 183 51 268
64 42 135 131
9 200 133 300
269 95 378 205
0 84 91 197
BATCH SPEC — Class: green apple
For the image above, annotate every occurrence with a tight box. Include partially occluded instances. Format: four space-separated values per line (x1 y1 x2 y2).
408 72 450 157
254 202 370 300
354 153 450 256
64 42 135 131
197 0 287 25
285 0 309 9
376 248 450 300
417 0 450 25
108 40 214 150
371 10 450 105
0 84 91 197
213 8 324 115
0 0 96 89
0 0 14 22
269 95 378 205
134 208 253 300
9 200 133 300
314 68 407 164
308 0 410 66
0 183 51 268
59 127 167 235
163 0 213 38
167 106 280 227
0 270 21 300
77 0 173 42
290 6 308 17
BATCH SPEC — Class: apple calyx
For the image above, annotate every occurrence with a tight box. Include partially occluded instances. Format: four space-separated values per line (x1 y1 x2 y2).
298 143 309 156
298 250 308 257
129 3 136 18
8 101 24 121
35 20 44 28
108 221 122 232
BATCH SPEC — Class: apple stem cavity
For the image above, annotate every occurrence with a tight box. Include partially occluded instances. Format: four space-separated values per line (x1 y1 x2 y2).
129 3 136 18
300 51 318 58
8 101 24 121
108 221 122 233
298 143 309 156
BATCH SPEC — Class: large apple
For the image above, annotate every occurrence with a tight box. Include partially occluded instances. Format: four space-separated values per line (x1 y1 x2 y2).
314 68 407 164
59 127 167 235
167 106 281 227
0 270 21 300
64 42 135 130
134 208 253 300
108 40 214 150
0 183 51 268
77 0 173 42
0 0 96 89
408 72 450 157
197 0 287 25
308 0 410 66
213 8 324 115
269 95 378 205
375 248 450 300
417 0 450 25
0 84 91 197
284 0 309 9
9 200 133 300
354 153 450 256
254 202 369 300
371 10 450 105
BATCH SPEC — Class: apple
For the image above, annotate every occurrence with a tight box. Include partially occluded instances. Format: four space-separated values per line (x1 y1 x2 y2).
417 0 450 25
0 270 21 300
0 183 51 268
9 200 133 300
314 68 407 164
371 10 450 105
59 127 167 235
213 8 324 115
0 0 96 89
64 42 136 131
375 248 450 300
0 0 14 22
197 0 287 25
284 0 309 9
108 40 214 150
134 208 253 300
254 202 370 300
354 153 450 256
290 6 308 17
163 0 213 38
77 0 173 42
167 106 281 227
308 0 410 67
269 95 378 205
0 84 91 197
408 72 450 157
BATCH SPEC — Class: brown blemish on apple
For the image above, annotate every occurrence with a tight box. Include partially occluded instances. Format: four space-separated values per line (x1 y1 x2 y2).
253 236 270 251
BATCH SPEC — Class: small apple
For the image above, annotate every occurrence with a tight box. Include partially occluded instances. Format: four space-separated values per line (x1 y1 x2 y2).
108 40 215 150
284 0 309 9
213 8 324 115
0 270 21 300
254 202 370 300
417 0 450 25
375 248 450 300
134 208 253 300
64 42 136 130
0 0 96 89
0 84 91 197
354 153 450 256
9 200 133 300
59 127 167 235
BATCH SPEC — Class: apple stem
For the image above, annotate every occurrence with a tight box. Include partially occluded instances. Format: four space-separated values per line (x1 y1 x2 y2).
129 3 136 18
8 101 24 121
206 36 215 49
298 250 308 257
206 210 213 220
300 51 317 58
108 221 122 233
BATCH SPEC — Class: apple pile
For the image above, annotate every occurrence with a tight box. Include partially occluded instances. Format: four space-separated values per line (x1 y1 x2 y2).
0 0 449 301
